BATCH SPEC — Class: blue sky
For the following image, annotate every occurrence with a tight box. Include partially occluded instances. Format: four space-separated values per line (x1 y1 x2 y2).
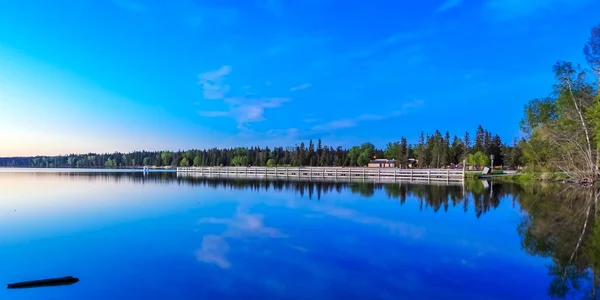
0 0 598 156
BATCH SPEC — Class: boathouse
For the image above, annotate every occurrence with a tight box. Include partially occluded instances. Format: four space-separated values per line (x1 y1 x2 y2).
367 159 396 168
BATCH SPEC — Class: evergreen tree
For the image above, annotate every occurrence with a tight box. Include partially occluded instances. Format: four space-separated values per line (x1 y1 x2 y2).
474 125 485 153
463 131 471 154
451 136 465 164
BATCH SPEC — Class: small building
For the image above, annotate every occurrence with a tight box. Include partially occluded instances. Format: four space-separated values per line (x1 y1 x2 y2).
407 158 418 169
368 159 396 168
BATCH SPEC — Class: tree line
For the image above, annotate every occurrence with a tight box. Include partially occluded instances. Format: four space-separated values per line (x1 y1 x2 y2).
0 125 519 169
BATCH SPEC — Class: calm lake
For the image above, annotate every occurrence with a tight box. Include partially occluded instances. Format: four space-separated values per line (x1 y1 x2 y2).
0 170 598 299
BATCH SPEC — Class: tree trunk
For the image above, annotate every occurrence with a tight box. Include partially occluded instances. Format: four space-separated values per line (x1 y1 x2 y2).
566 79 597 177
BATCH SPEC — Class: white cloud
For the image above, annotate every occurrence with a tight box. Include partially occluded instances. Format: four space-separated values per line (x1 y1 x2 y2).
198 111 230 117
435 0 464 12
198 65 232 100
312 119 357 131
357 114 387 121
196 66 290 127
290 83 311 92
303 118 319 123
225 97 289 124
311 99 424 132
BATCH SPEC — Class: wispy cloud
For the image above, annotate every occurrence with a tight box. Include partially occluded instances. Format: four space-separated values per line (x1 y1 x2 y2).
198 111 230 117
312 119 357 131
435 0 464 12
484 0 588 19
198 97 290 127
345 29 434 63
111 0 147 12
227 97 290 125
303 118 319 123
312 206 426 239
290 83 311 92
311 99 424 132
195 235 231 269
197 66 290 128
196 207 286 268
198 65 232 100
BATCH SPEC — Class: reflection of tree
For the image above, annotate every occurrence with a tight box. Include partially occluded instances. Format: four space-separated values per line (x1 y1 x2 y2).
35 172 600 297
349 183 376 198
516 185 599 299
47 172 522 218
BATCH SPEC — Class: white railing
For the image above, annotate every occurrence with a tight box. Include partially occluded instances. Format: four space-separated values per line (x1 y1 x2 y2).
176 167 464 182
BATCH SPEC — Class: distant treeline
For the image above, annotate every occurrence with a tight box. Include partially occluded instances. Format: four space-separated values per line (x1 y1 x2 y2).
0 125 521 169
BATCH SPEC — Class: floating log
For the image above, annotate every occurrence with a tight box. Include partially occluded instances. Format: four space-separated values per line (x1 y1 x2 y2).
7 276 79 289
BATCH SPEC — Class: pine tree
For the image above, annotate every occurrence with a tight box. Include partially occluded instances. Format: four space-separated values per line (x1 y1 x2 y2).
463 131 471 154
451 136 464 164
441 131 451 167
474 125 485 153
415 132 428 168
400 137 408 167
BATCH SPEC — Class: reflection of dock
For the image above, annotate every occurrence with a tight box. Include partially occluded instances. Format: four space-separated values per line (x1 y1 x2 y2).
177 167 464 183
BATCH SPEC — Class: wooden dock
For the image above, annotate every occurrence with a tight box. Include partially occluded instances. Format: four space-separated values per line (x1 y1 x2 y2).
176 167 464 182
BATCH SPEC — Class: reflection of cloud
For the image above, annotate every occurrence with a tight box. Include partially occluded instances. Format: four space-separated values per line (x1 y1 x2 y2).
196 207 286 268
456 238 498 257
195 235 231 269
289 245 308 252
313 206 426 239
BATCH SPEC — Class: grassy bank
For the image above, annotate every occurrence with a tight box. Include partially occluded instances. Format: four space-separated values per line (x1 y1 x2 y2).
464 170 504 179
487 172 570 183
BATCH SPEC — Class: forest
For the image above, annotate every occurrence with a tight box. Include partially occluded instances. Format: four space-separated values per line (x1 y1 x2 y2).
0 125 515 169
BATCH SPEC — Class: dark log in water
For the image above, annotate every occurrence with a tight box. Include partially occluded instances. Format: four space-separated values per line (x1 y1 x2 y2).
7 276 79 289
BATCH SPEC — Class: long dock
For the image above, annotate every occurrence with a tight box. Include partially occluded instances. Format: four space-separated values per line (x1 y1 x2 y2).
176 167 464 182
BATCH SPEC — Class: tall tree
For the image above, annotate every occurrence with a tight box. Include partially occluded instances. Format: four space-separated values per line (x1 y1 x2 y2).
384 142 402 161
400 137 408 166
584 24 600 88
442 131 451 167
415 132 428 168
474 125 485 153
451 136 465 165
463 131 471 155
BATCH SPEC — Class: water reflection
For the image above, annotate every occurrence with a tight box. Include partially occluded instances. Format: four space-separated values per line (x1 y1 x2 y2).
3 171 599 299
197 207 287 269
21 172 511 218
515 184 599 299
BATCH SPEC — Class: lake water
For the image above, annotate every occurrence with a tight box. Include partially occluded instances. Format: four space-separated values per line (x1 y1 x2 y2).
0 170 598 299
